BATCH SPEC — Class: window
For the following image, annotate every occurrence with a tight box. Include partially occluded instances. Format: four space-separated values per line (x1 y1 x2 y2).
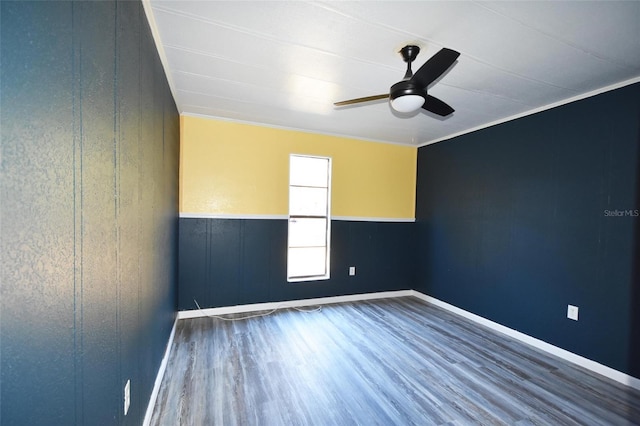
287 155 331 281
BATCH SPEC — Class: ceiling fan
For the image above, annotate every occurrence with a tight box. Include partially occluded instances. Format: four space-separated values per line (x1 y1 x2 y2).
334 45 460 116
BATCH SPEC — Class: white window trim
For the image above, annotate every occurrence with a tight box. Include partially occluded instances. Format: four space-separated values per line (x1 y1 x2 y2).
287 154 331 282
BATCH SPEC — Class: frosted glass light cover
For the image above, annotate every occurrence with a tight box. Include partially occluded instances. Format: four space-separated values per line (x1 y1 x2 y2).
391 95 424 113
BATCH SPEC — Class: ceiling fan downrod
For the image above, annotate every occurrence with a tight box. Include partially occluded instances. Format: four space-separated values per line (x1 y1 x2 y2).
400 45 420 80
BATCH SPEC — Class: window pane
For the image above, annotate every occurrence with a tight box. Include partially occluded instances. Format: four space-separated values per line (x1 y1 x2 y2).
289 186 327 216
290 156 329 187
287 247 327 278
288 154 331 281
288 218 327 247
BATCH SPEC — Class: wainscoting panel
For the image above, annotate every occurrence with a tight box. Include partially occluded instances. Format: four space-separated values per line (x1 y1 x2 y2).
178 218 416 310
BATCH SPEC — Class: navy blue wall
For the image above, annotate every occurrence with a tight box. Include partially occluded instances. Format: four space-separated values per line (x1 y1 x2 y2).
416 83 640 377
1 2 179 425
178 218 416 310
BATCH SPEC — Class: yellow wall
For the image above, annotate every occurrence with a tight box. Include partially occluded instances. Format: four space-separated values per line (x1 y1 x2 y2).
180 115 417 219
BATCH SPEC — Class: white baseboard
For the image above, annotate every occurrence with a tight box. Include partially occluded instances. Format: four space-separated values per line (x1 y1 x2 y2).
143 315 179 426
411 290 640 392
178 290 413 319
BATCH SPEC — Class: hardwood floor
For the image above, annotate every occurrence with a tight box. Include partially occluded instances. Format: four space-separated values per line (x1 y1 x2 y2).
150 297 640 425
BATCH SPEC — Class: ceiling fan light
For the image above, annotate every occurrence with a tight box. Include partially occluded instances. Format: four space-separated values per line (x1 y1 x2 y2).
389 80 425 113
391 94 425 113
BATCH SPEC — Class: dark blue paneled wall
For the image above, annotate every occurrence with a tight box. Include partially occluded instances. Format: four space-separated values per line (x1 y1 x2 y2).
178 219 416 310
416 83 640 377
1 1 179 425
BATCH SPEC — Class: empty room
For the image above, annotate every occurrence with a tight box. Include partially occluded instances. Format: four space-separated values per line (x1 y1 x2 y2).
1 1 639 425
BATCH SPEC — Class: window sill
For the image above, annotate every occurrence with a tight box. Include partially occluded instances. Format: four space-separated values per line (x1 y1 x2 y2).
287 274 330 283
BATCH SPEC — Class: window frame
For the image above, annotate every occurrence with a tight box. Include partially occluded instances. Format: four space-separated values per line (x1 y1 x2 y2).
287 154 332 282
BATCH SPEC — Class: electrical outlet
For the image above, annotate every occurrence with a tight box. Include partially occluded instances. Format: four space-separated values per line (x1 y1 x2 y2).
349 266 356 276
567 305 579 321
124 379 130 416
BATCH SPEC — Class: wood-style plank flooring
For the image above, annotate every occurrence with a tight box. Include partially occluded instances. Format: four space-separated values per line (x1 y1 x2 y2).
150 297 640 425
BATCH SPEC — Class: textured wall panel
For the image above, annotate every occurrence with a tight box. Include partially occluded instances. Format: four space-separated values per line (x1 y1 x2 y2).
178 218 416 310
116 2 144 422
0 3 77 423
77 3 121 422
1 1 179 425
415 83 640 377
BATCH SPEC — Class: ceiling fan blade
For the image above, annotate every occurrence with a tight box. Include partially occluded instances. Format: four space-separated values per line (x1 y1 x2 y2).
422 95 454 116
334 94 389 106
412 48 460 88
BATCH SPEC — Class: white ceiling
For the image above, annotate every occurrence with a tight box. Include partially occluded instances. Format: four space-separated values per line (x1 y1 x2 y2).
144 1 640 146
